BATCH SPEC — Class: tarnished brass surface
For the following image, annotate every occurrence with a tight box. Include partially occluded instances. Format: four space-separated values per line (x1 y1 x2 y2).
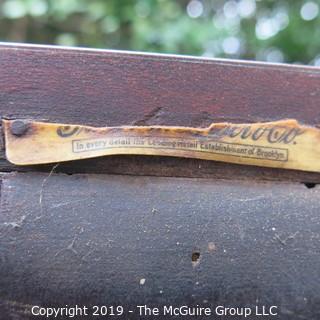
3 119 320 172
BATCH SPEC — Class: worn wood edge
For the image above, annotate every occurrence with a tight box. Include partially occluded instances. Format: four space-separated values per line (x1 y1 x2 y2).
1 44 320 128
0 154 319 186
2 42 320 73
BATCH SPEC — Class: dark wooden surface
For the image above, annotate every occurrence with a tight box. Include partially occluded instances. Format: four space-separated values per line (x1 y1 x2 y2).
1 44 320 127
0 44 320 319
0 172 319 319
0 43 320 182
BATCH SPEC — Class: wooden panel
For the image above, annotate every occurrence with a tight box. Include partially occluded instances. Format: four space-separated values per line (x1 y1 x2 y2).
0 172 319 319
0 44 319 319
1 44 320 127
0 44 320 182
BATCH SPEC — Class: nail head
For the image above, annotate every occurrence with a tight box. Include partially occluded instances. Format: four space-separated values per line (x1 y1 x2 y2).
10 120 29 136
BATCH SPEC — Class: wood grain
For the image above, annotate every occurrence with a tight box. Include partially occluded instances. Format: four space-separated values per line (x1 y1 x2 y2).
0 43 320 182
0 44 320 319
0 172 319 319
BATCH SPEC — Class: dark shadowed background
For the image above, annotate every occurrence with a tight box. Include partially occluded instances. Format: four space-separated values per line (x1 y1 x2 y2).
0 0 319 64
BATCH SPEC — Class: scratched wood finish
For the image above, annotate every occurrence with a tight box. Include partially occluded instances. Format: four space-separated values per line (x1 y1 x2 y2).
0 43 320 182
0 44 320 320
0 173 319 319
